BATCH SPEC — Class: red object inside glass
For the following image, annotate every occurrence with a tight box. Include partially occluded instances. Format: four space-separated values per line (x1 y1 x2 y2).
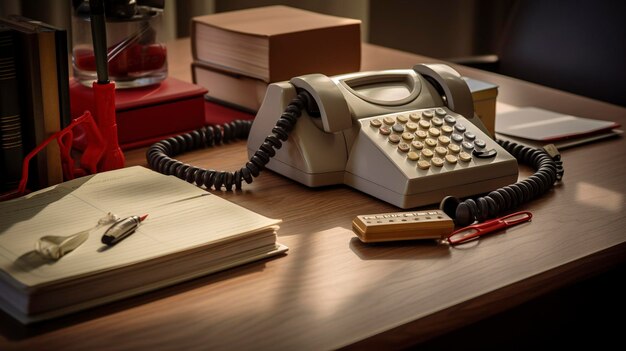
74 44 167 77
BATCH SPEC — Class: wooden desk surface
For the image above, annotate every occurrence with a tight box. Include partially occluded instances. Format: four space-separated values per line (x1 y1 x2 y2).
2 38 625 350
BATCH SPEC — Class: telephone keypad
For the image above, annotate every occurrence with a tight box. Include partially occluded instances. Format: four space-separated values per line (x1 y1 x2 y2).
462 141 474 150
474 139 486 148
392 124 404 133
428 128 440 137
397 143 410 152
444 115 456 124
434 146 448 157
473 149 497 159
464 132 476 141
406 122 418 131
431 157 444 167
407 151 419 161
415 130 428 139
363 107 503 173
425 138 437 148
420 149 434 158
417 160 431 169
370 118 382 127
411 140 424 150
445 154 458 164
441 125 454 134
448 144 461 154
459 152 472 162
418 120 431 129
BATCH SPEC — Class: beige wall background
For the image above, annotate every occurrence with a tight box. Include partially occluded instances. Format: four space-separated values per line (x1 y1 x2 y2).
0 0 514 59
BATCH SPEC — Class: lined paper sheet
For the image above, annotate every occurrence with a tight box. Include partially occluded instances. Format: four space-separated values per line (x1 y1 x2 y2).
0 166 281 288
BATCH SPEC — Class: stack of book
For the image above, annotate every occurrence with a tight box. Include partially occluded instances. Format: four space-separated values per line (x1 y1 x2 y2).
0 16 70 192
190 5 361 113
463 77 499 136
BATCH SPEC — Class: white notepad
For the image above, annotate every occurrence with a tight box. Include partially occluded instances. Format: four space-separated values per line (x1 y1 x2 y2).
496 107 620 141
0 166 287 323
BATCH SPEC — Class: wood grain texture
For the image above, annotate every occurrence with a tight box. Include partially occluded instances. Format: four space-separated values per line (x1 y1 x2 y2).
1 39 625 351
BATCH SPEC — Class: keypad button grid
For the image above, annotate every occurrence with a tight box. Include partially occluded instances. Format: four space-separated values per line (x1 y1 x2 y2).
363 108 495 176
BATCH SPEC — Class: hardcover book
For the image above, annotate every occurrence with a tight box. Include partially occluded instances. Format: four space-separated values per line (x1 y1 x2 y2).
192 60 268 113
191 5 361 82
0 16 66 190
0 27 24 192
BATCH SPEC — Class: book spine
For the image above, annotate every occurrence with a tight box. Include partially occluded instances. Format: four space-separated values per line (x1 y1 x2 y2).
0 29 24 192
37 30 64 186
13 30 48 189
191 61 267 113
54 28 71 129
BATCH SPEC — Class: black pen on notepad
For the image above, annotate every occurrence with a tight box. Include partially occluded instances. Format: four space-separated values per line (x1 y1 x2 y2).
102 214 148 246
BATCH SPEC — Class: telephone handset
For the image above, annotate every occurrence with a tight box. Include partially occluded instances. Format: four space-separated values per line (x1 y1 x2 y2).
147 64 562 226
246 64 517 208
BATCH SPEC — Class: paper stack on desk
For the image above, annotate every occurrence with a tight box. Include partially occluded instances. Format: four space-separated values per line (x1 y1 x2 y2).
496 106 622 149
0 166 286 324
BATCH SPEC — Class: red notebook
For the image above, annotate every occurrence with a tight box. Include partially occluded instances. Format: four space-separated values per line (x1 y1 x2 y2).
204 100 255 125
70 77 207 149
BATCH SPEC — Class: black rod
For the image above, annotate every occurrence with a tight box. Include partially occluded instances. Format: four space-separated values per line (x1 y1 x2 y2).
89 0 109 83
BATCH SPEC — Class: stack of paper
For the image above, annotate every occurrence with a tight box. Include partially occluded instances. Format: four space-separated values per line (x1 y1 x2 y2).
496 107 621 149
0 166 286 323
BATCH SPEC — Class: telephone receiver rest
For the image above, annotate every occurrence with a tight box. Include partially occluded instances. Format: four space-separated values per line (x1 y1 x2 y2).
413 63 490 136
290 74 352 133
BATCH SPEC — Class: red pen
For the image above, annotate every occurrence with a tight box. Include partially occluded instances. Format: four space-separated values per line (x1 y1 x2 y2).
447 211 532 245
89 0 125 172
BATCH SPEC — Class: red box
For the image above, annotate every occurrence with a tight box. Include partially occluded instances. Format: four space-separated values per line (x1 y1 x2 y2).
70 77 207 149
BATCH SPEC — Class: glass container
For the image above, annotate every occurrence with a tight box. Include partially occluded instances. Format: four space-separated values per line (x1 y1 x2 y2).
72 1 167 88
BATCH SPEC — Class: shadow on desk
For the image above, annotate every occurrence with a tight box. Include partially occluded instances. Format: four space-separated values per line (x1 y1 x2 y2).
349 237 450 261
0 256 275 341
415 260 626 349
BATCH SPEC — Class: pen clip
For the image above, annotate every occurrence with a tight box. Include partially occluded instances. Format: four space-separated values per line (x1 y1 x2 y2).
447 211 532 245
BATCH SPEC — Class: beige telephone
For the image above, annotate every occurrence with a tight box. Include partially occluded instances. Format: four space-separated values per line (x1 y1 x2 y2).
148 63 562 224
246 64 519 208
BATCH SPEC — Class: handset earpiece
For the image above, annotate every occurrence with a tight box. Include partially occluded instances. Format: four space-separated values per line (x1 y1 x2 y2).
413 64 490 136
290 74 352 133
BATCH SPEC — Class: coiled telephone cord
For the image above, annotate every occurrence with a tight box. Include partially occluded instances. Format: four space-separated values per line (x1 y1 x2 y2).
440 141 564 226
146 92 563 226
146 92 309 191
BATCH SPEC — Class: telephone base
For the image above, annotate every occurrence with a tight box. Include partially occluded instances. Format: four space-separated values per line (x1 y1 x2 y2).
247 65 519 210
245 148 345 187
345 171 518 209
